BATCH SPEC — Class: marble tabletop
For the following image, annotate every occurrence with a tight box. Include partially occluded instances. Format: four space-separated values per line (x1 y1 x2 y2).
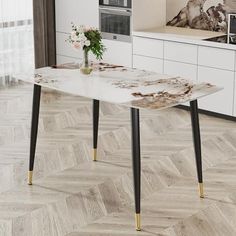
15 63 222 110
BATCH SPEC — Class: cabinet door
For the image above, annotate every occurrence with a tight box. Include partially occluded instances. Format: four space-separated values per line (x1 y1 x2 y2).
164 41 198 64
133 37 164 59
56 32 82 59
57 55 82 64
56 32 98 62
133 55 163 73
102 39 132 67
198 46 235 71
198 66 234 115
164 60 197 81
55 0 99 33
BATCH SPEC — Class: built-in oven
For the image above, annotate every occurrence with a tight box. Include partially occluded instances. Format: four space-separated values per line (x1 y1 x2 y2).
99 0 131 9
99 7 132 42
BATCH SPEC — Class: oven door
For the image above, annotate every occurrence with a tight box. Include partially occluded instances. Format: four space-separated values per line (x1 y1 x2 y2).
99 0 131 9
100 8 131 42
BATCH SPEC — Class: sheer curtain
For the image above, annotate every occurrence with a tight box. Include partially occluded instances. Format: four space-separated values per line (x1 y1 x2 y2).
0 0 34 86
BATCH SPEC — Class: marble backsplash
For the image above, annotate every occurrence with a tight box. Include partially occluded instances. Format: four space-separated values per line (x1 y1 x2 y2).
166 0 236 32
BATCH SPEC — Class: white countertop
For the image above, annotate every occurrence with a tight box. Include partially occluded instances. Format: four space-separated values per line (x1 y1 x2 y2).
133 26 236 51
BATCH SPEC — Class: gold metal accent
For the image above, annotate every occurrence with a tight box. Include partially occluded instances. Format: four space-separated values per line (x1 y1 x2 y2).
199 183 204 198
28 171 33 185
135 213 141 231
93 149 97 161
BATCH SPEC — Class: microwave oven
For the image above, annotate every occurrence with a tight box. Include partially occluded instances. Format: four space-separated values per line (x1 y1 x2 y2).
99 7 132 42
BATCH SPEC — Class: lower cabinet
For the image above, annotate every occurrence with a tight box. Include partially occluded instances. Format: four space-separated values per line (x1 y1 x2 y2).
133 55 163 73
198 66 234 116
102 39 132 67
164 60 197 81
56 55 82 64
56 32 83 59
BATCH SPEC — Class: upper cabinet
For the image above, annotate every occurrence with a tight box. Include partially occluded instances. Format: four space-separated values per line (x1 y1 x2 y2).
55 0 99 33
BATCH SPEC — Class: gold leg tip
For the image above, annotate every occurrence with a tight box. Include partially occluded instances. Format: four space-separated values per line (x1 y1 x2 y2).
93 149 97 161
28 171 33 185
199 183 204 198
135 213 141 231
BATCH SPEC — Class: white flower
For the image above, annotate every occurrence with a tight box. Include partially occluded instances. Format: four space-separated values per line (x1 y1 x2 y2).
71 31 77 41
77 25 85 33
73 42 80 49
78 33 87 42
84 40 90 46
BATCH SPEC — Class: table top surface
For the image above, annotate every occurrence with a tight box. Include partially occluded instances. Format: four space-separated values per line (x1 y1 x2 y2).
15 63 222 110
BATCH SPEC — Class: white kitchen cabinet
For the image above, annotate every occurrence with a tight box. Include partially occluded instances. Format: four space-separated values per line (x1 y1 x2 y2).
198 46 235 71
102 39 132 67
198 66 234 115
133 36 164 59
164 41 198 64
133 55 163 73
56 32 98 62
56 32 82 59
164 60 197 81
56 55 82 65
55 0 99 33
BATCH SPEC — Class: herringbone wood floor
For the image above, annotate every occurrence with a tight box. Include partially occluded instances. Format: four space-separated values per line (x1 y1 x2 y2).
1 81 236 236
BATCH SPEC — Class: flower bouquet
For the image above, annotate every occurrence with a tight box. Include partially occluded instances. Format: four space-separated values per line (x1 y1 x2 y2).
67 24 105 75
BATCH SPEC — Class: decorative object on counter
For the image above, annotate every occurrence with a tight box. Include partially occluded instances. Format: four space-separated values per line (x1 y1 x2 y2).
166 0 234 32
67 24 105 75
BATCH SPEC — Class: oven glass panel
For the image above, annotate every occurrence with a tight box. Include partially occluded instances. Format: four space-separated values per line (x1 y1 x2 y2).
101 13 130 36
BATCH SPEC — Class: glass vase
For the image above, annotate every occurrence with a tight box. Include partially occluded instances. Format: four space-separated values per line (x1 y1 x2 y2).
80 50 93 75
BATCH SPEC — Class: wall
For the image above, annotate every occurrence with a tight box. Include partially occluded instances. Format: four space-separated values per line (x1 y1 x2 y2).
133 0 166 30
166 0 236 32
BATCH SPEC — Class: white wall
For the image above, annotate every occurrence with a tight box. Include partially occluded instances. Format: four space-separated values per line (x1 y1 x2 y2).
133 0 166 30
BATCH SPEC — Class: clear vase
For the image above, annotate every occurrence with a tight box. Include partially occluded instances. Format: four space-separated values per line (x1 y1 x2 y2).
80 50 93 75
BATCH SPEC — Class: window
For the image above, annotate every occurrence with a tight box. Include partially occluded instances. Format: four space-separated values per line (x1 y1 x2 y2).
0 0 34 86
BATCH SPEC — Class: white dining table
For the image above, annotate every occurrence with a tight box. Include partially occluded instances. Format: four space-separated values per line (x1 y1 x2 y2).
15 62 222 231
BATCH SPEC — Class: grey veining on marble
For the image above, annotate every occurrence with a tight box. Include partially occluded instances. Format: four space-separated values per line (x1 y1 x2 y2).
14 63 222 110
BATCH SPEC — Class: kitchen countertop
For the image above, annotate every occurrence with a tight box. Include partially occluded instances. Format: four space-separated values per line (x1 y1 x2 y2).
133 26 236 50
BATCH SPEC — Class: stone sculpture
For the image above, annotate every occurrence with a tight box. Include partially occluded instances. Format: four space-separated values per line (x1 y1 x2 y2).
167 0 227 32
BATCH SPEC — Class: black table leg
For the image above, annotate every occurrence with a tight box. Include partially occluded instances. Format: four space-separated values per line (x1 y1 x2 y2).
28 84 41 185
190 100 204 198
131 108 141 231
93 99 99 161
